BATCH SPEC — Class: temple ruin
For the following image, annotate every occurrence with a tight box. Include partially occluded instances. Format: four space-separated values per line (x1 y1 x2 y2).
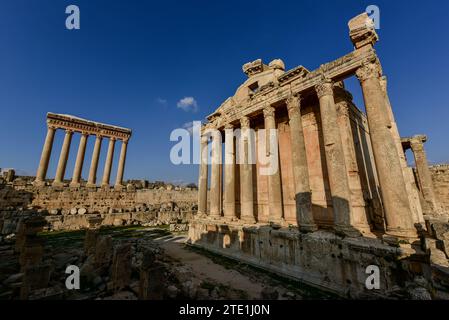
34 112 132 189
189 13 449 298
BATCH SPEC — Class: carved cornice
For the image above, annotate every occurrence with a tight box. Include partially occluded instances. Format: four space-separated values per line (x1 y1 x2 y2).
315 78 334 98
46 112 131 140
355 60 382 82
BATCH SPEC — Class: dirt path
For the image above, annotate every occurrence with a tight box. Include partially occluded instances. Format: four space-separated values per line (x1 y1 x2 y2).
155 235 265 299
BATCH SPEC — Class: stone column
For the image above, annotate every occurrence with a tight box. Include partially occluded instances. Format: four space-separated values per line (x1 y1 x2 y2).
209 129 222 218
224 124 236 220
115 139 128 189
102 137 116 187
263 105 284 224
356 61 416 238
316 78 360 237
239 116 255 223
53 129 73 187
198 135 209 216
70 132 89 187
34 126 56 186
410 135 440 214
286 95 317 232
87 135 103 187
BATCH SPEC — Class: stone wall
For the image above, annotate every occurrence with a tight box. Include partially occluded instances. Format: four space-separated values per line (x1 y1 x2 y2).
0 183 198 234
430 165 449 212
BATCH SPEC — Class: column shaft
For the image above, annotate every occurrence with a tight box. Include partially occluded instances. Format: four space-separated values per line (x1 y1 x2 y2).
224 125 236 219
70 133 88 187
356 61 416 238
87 135 103 187
198 135 209 215
102 138 116 187
35 126 56 185
263 106 283 224
411 137 439 214
286 95 317 232
239 116 255 223
115 139 128 188
209 130 222 218
316 79 360 237
53 130 73 186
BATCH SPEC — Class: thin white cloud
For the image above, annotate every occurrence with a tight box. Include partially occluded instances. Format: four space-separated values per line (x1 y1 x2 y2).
177 97 198 112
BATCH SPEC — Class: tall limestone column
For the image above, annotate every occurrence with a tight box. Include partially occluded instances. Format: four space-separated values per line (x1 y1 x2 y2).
53 129 73 186
209 129 222 218
34 125 56 186
70 132 89 187
223 124 236 220
102 137 116 187
239 116 255 223
356 60 416 238
263 105 284 224
315 78 360 237
286 95 317 232
115 139 128 189
380 76 423 224
198 135 209 216
410 135 440 215
87 135 103 187
335 98 372 234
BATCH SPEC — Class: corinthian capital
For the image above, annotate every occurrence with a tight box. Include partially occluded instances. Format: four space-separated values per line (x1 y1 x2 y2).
286 94 301 118
240 116 250 129
315 78 334 99
355 60 382 82
263 105 275 119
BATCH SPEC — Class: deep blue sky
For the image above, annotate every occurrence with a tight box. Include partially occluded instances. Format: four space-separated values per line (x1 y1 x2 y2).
1 0 448 184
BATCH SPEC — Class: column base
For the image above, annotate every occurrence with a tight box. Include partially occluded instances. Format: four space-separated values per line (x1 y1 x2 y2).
241 217 256 224
385 227 417 240
299 223 318 233
33 180 46 187
101 183 111 190
114 184 125 191
334 224 362 238
69 182 81 188
86 183 98 189
51 181 65 188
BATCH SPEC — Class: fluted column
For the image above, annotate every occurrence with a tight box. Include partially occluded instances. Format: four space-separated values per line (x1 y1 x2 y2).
87 135 103 187
70 132 89 187
356 61 416 238
286 95 317 232
34 125 56 186
410 136 440 215
224 124 236 220
53 129 73 186
210 129 222 218
115 139 128 189
263 105 283 224
239 116 255 223
198 135 209 216
102 137 116 187
316 78 360 237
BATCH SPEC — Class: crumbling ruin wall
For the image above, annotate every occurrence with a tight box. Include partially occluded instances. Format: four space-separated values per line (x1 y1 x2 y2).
0 184 198 234
430 165 449 212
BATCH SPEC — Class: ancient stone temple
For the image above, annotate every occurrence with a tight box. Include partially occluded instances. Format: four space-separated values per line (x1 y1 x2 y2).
189 12 449 298
34 112 131 189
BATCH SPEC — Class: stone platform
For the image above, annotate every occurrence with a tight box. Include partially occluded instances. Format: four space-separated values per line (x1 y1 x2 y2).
188 218 449 299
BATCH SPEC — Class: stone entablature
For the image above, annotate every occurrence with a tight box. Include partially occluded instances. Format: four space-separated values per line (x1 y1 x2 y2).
47 112 131 141
34 113 132 189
